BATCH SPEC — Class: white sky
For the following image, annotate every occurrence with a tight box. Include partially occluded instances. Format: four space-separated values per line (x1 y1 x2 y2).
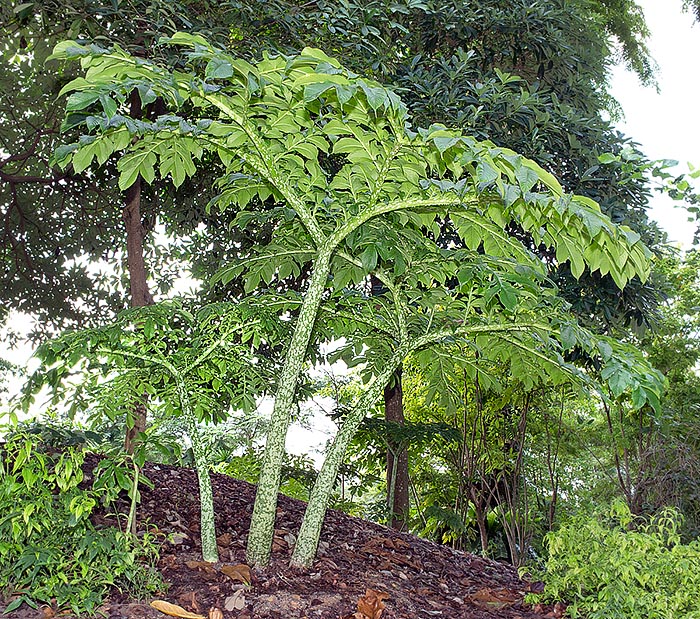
609 0 700 247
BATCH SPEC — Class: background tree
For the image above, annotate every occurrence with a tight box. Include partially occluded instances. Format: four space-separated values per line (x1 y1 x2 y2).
3 0 668 333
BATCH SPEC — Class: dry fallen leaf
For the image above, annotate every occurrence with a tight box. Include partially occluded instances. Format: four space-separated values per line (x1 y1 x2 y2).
220 563 252 585
216 532 233 548
224 590 246 612
208 608 223 619
469 588 522 609
150 600 206 619
181 591 200 614
185 561 218 575
355 589 389 619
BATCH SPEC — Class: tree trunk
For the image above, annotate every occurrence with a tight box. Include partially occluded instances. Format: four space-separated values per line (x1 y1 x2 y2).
370 275 410 532
385 369 409 531
475 504 489 556
123 90 154 455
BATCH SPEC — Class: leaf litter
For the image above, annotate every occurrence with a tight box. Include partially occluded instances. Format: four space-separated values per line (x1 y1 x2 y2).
3 455 561 618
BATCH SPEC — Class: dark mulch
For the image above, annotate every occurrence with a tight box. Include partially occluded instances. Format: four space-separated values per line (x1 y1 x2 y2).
4 456 564 619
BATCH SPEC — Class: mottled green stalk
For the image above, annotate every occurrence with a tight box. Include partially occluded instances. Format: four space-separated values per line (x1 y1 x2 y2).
290 322 554 567
246 249 333 567
291 345 408 567
99 345 222 562
177 381 219 562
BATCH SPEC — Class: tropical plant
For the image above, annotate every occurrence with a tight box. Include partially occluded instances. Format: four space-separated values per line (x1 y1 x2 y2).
1 0 667 340
25 300 285 562
528 501 700 619
48 34 662 569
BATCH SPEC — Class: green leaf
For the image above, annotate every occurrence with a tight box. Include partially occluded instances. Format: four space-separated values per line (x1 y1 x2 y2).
47 40 89 61
498 284 518 311
335 84 356 106
361 85 387 111
52 143 80 168
303 82 335 102
72 142 98 174
99 94 118 118
117 148 157 190
515 164 539 193
205 57 234 79
559 324 577 350
297 47 342 68
160 32 212 49
359 245 378 271
13 2 35 15
598 153 618 164
433 137 459 154
476 160 499 185
3 597 28 613
66 91 100 112
144 318 155 338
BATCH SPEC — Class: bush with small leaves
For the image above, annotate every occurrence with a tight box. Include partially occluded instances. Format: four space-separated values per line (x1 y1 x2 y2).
0 431 163 616
526 500 700 618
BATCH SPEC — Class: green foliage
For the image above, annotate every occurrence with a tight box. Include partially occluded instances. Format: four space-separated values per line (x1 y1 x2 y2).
48 32 664 567
633 251 700 536
218 448 318 501
683 0 700 21
0 431 162 615
598 151 700 245
1 0 673 345
529 501 700 618
23 299 287 563
25 300 283 425
49 35 651 291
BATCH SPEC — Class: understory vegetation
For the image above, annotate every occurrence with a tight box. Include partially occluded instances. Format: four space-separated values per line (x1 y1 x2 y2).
530 502 700 618
0 431 163 615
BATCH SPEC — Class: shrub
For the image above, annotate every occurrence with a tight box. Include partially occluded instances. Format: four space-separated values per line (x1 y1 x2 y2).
0 432 163 615
526 500 700 618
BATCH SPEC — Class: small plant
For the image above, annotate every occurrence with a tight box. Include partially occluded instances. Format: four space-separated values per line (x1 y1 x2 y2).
0 431 163 615
525 500 700 618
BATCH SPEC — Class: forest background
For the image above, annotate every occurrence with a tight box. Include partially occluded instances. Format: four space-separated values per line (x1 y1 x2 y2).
1 0 700 616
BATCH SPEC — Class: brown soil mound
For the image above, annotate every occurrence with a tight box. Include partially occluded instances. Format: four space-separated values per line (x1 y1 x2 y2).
5 456 561 618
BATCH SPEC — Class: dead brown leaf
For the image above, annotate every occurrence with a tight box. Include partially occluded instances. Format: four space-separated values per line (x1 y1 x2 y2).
272 529 290 552
525 581 545 594
216 532 233 548
355 589 389 619
208 608 223 619
224 590 246 612
359 537 422 570
220 563 252 585
469 588 522 609
150 600 206 619
185 561 216 573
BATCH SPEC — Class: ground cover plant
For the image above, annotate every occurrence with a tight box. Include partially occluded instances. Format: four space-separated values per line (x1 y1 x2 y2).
528 501 700 618
0 431 163 615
